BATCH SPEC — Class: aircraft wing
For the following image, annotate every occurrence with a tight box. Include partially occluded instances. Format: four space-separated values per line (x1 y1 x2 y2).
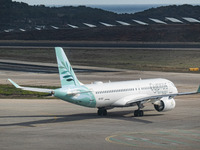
176 85 200 96
112 85 200 107
8 79 54 94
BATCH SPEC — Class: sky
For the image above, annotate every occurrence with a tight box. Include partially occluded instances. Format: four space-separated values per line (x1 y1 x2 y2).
13 0 200 6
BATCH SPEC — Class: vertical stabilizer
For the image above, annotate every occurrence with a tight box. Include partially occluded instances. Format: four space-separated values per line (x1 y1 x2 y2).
55 47 81 87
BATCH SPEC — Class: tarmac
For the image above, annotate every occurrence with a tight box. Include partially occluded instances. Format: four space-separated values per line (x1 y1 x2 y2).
0 61 200 150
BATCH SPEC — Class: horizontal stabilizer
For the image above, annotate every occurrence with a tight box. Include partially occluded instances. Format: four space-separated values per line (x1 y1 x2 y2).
8 79 54 94
67 90 92 96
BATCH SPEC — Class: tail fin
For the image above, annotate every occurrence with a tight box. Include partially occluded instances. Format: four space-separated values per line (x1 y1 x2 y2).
55 47 81 87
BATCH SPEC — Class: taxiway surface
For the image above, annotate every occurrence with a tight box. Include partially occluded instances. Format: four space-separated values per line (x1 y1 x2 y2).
0 62 200 150
0 97 200 150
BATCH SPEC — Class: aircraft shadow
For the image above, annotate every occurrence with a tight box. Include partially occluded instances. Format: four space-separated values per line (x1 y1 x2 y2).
0 110 163 127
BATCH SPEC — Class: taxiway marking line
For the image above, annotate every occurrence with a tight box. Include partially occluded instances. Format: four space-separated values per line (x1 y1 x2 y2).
105 135 136 147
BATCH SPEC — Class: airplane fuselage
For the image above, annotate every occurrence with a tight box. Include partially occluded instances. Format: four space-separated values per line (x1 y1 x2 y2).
54 78 178 108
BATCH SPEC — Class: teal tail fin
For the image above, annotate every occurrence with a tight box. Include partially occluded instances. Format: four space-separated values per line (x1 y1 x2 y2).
55 47 81 87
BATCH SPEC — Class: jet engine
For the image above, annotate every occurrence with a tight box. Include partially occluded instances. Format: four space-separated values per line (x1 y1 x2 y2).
154 97 176 112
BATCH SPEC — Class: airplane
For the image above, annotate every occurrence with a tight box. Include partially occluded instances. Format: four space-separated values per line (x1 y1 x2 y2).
8 47 200 117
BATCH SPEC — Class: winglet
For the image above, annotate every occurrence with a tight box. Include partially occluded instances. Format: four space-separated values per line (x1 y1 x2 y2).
8 79 22 89
197 85 200 93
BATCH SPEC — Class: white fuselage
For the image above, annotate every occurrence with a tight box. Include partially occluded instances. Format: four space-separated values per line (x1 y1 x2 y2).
85 78 178 108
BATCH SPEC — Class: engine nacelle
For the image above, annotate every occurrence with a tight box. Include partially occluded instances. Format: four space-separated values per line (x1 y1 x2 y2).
154 97 176 112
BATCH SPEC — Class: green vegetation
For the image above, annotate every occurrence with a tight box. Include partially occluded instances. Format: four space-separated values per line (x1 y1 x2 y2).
134 4 200 20
0 0 118 30
1 25 200 42
69 48 200 72
1 1 200 41
0 84 58 99
1 0 200 30
1 47 200 72
0 46 200 98
0 47 57 63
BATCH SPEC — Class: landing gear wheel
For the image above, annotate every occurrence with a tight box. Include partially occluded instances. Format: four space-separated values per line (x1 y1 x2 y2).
134 110 144 117
97 108 107 116
98 109 102 116
102 109 107 116
139 110 144 116
134 110 139 117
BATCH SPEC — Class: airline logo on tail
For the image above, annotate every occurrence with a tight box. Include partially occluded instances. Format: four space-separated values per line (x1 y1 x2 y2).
55 47 81 87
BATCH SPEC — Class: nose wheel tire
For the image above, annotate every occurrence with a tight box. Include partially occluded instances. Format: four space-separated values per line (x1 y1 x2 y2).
97 108 107 116
134 110 144 117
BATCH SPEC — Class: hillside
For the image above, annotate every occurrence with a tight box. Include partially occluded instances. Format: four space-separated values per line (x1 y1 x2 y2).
133 5 200 20
0 0 200 42
1 0 200 30
1 24 200 42
0 0 120 30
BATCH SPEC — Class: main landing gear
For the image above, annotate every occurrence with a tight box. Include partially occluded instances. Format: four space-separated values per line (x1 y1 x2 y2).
97 108 107 116
134 102 144 117
134 110 144 117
